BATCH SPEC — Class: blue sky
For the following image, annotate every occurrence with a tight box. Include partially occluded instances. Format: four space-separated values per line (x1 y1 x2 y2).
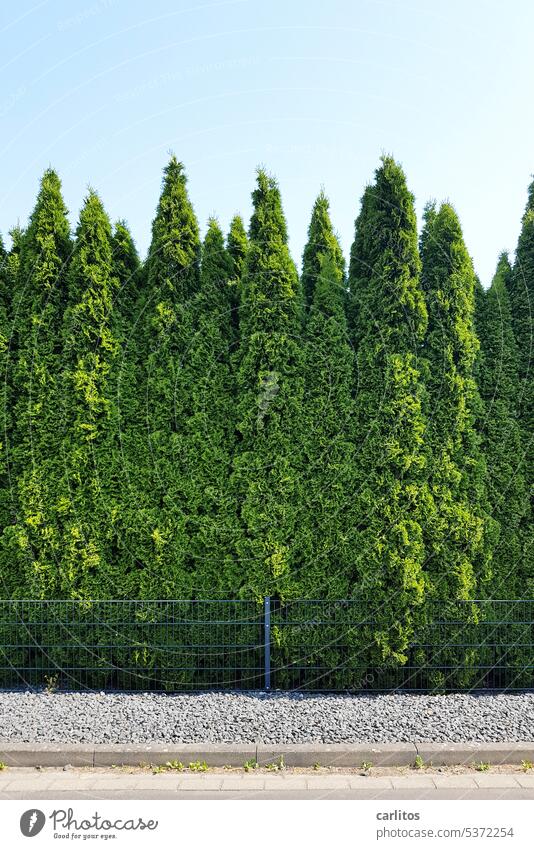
1 0 533 284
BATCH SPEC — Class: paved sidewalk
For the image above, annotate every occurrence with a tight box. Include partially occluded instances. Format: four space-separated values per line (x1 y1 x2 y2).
1 769 534 799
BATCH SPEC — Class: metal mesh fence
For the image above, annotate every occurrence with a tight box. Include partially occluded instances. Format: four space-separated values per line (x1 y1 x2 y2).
269 599 534 691
0 600 265 691
0 598 532 692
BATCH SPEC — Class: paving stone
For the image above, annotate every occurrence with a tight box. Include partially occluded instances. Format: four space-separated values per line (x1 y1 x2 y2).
1 779 56 790
177 778 223 790
391 776 436 789
221 779 266 791
431 775 478 788
473 774 521 788
347 776 393 790
304 775 352 788
133 779 183 790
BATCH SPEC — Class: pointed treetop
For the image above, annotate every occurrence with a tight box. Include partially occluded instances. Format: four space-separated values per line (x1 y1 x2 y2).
67 190 114 306
75 189 113 244
491 251 512 291
479 250 521 410
204 216 224 240
163 154 186 183
21 167 71 287
302 190 345 304
249 169 288 244
9 225 24 252
29 168 69 224
200 217 232 300
227 214 248 280
202 217 225 261
421 200 478 368
112 220 140 281
522 176 534 222
147 156 200 300
349 155 426 343
420 201 474 279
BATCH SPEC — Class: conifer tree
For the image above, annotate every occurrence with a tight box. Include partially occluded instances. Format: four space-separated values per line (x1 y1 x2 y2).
124 157 201 598
230 170 305 598
226 214 248 339
2 172 71 596
420 202 495 604
181 219 239 593
298 247 356 595
510 180 534 382
0 227 24 544
112 220 141 324
227 215 248 286
510 180 534 510
301 191 345 305
0 238 10 549
347 156 430 663
58 190 120 597
107 220 143 586
477 253 531 596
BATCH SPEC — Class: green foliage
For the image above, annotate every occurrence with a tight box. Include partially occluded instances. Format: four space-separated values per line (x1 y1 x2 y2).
509 182 534 572
181 218 239 594
420 202 495 602
1 171 71 597
226 214 248 307
121 157 202 599
347 156 430 663
301 191 345 305
476 253 530 597
58 190 120 597
112 220 141 324
296 242 356 596
0 157 532 689
230 169 305 598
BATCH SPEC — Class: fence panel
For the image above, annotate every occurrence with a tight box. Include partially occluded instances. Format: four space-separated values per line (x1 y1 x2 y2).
0 598 532 692
0 599 265 691
269 599 534 691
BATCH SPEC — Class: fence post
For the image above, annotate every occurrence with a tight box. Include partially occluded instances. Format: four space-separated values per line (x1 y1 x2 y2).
264 596 271 690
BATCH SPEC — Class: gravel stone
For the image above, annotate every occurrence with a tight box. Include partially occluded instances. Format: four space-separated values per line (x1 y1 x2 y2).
0 690 533 744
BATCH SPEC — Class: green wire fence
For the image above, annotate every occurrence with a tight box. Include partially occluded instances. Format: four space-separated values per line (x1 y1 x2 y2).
0 598 532 692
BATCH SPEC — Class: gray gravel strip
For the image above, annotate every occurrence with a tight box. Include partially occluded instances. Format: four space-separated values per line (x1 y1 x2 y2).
0 690 533 744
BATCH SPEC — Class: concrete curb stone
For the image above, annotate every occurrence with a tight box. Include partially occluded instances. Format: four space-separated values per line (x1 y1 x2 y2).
0 741 533 767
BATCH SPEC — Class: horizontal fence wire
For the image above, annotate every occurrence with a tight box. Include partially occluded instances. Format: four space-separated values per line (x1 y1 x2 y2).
0 600 265 691
269 599 534 692
0 598 532 692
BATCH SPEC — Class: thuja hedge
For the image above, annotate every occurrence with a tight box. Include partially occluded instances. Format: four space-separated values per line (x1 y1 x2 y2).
0 154 532 681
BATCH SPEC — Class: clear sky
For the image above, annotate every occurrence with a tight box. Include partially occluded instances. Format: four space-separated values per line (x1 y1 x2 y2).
1 0 533 285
